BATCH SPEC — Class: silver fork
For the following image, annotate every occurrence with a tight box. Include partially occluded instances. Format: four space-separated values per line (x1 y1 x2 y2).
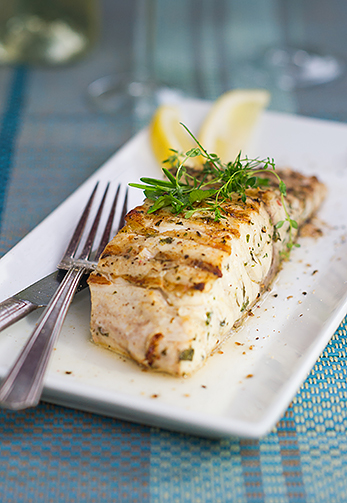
0 182 127 411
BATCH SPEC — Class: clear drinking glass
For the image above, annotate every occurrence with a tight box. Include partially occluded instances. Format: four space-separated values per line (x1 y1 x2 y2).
261 0 344 90
87 0 181 130
227 0 344 97
0 0 99 66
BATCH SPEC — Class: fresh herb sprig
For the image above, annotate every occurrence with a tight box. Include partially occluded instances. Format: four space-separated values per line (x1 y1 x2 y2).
129 124 299 253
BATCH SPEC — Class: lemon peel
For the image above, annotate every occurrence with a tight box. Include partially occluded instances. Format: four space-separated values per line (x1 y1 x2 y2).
149 89 270 166
149 105 196 166
198 89 270 163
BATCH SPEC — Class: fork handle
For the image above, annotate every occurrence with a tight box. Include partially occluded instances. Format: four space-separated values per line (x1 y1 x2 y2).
0 266 86 410
0 298 38 332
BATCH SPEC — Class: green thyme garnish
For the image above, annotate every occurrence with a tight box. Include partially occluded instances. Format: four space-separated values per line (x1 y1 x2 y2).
129 124 299 253
240 297 250 312
273 182 299 256
205 312 212 326
179 348 194 361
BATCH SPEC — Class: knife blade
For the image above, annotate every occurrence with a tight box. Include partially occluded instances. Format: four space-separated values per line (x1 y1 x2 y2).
0 270 88 332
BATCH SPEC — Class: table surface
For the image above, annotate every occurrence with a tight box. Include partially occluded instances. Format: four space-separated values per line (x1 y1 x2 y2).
1 0 347 501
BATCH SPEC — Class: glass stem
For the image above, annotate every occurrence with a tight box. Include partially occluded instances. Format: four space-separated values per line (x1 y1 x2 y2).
133 0 156 83
278 0 305 48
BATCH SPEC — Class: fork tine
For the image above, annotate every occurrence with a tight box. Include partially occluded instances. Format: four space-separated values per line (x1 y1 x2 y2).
63 182 99 260
118 187 128 230
0 181 127 411
79 183 110 261
94 184 121 261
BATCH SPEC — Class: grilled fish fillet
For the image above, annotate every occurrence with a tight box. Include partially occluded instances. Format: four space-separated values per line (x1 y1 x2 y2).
88 168 326 376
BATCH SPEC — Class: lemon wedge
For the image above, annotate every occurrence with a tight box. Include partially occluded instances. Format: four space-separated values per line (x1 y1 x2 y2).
198 89 270 163
149 89 270 167
149 105 196 165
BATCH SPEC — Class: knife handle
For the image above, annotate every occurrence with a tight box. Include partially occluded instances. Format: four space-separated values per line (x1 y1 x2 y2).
0 265 85 410
0 298 39 333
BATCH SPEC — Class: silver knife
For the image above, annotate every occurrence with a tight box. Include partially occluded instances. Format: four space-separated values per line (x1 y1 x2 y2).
0 271 88 332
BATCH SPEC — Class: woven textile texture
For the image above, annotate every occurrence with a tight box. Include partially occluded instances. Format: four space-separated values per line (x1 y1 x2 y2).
1 0 347 500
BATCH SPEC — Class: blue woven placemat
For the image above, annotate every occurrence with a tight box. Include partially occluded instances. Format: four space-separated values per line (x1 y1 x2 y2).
1 0 347 498
1 319 346 502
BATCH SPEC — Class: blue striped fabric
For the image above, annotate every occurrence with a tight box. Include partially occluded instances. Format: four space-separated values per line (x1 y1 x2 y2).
1 0 347 500
240 440 265 503
148 318 347 502
0 67 28 233
0 405 151 503
277 412 307 502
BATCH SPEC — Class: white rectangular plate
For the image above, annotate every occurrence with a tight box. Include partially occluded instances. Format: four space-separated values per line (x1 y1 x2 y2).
1 101 347 438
